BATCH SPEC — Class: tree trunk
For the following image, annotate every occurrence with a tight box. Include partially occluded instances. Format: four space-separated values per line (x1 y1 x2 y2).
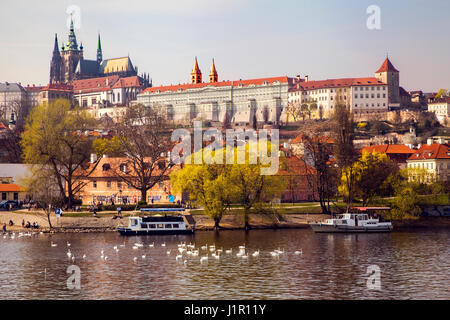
141 189 147 204
244 208 251 231
45 209 53 229
214 218 221 230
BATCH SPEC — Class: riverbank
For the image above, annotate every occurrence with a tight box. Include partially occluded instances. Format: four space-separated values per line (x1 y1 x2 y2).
0 209 328 232
1 209 450 233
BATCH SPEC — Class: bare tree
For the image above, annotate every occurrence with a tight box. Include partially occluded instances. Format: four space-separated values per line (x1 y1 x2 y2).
112 104 174 203
20 166 64 229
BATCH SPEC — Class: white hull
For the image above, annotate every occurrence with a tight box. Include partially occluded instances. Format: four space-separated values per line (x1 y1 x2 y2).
309 223 392 233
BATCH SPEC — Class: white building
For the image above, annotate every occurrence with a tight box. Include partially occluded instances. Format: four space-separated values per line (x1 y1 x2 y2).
428 97 449 124
72 75 144 113
137 58 294 126
287 58 406 119
0 82 27 124
288 77 389 119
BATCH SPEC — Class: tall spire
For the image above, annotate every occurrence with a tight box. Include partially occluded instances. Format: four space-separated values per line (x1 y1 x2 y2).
209 58 218 83
191 56 202 84
66 14 79 51
53 33 60 53
97 33 103 64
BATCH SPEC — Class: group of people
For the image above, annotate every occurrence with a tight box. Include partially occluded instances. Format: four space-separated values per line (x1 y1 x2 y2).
21 219 39 229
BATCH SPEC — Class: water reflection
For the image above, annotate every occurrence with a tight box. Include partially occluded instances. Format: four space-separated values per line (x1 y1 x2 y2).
0 229 449 299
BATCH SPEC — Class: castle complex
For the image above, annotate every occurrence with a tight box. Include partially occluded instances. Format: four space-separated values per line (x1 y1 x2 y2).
49 17 150 87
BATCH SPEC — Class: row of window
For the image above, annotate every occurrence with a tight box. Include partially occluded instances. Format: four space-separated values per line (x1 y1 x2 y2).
92 180 165 189
355 93 386 99
140 223 180 229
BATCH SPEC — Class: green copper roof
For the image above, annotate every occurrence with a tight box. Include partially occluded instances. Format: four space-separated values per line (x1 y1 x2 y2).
65 16 79 51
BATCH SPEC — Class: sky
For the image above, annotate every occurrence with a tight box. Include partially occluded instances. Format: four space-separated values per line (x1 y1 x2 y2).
0 0 449 92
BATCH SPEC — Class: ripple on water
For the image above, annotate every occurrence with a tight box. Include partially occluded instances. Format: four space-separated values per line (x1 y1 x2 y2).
0 229 449 299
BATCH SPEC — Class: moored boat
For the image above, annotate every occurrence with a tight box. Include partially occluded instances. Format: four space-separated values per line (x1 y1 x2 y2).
117 208 195 235
309 207 393 233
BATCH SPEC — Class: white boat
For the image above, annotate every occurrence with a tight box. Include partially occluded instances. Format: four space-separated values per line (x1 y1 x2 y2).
309 208 393 233
117 214 194 235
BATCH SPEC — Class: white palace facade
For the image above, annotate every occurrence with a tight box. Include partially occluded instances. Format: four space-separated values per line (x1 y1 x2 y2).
136 58 295 126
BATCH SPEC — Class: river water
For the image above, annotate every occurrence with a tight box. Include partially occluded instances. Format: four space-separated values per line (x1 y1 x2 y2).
0 228 449 300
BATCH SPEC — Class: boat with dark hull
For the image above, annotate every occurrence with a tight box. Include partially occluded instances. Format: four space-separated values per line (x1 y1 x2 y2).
117 209 195 235
309 207 393 233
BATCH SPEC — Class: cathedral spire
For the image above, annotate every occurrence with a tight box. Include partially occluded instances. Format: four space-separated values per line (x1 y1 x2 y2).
191 56 202 84
66 14 79 51
209 58 218 83
53 33 60 54
97 33 103 64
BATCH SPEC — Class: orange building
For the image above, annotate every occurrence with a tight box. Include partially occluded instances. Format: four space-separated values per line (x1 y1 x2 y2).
76 156 182 205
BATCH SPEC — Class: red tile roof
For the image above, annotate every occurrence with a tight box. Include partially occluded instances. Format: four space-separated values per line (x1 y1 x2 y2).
0 184 22 192
376 58 399 73
290 77 386 92
111 76 142 89
363 144 414 155
24 85 45 92
72 76 119 94
142 76 293 94
41 83 73 92
408 144 450 160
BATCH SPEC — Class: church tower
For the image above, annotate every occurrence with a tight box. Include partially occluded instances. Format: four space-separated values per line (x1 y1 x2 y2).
191 57 202 84
60 16 83 83
97 33 103 64
49 33 62 84
209 58 218 83
375 56 400 106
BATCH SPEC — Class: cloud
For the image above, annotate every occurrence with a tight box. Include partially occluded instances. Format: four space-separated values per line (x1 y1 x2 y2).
84 0 249 17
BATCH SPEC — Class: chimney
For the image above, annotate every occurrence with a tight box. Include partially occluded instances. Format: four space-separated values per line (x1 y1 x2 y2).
305 75 309 82
296 75 301 82
427 138 433 146
90 153 97 164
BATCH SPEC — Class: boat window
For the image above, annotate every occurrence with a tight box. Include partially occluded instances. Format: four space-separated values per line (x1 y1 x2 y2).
341 220 347 224
141 223 147 229
165 224 172 229
131 219 138 226
157 224 164 228
148 224 156 229
172 224 179 228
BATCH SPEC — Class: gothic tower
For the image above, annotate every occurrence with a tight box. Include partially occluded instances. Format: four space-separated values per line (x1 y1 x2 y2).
375 56 400 106
60 16 83 83
49 33 62 84
209 58 218 83
97 33 103 64
191 57 202 84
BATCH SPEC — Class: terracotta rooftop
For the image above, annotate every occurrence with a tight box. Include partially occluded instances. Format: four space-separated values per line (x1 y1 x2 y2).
363 144 414 155
408 143 450 160
376 57 399 73
142 76 294 94
290 77 386 92
41 83 73 92
0 184 23 192
72 76 119 93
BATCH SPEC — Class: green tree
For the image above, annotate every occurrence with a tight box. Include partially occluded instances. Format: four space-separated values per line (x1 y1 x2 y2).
391 186 422 220
21 99 101 208
171 162 233 230
339 150 398 206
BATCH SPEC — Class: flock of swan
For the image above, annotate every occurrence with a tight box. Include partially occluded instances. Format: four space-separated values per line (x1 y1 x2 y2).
57 240 303 265
2 233 303 266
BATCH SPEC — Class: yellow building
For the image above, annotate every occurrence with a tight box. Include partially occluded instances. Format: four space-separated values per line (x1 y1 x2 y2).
406 143 450 183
